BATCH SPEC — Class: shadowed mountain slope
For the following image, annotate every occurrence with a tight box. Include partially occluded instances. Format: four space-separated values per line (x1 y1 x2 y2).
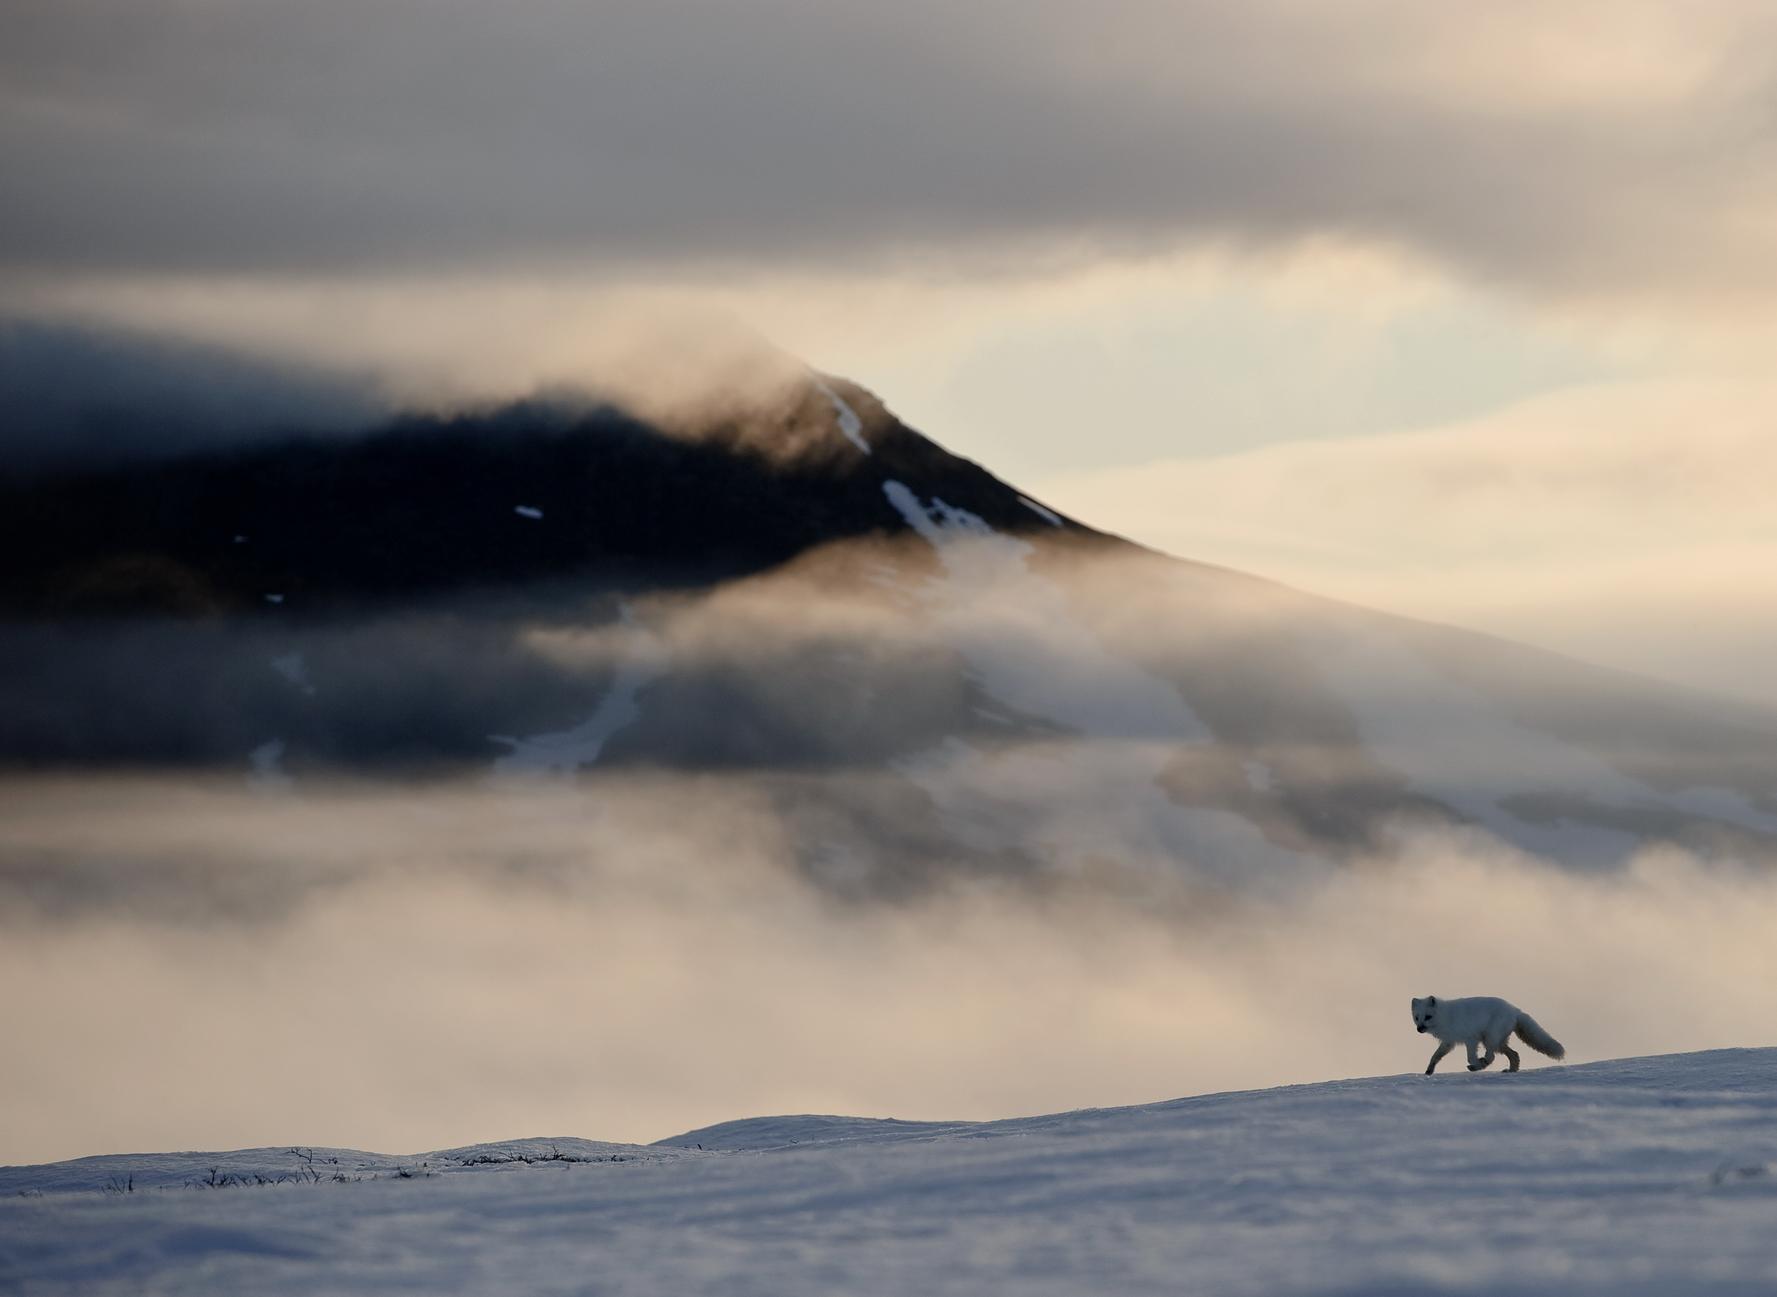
4 368 1775 881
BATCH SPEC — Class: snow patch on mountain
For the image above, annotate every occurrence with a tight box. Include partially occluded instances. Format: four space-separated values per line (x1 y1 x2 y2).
269 652 316 696
814 378 870 455
489 607 662 775
1016 494 1064 527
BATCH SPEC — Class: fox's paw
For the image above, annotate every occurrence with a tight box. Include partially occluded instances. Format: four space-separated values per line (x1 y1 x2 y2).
1467 1062 1486 1071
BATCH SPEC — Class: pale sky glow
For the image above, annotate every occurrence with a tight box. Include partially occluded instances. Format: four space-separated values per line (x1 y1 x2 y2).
1029 377 1777 704
841 263 1641 475
3 0 1774 703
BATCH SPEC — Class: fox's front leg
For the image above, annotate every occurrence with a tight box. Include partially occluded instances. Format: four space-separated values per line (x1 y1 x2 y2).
1468 1040 1497 1071
1425 1041 1455 1075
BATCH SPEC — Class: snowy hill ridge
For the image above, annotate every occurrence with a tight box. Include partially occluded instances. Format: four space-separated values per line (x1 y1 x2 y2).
5 1048 1775 1295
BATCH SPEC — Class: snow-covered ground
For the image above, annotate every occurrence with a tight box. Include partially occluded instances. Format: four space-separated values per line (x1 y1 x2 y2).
4 1049 1773 1295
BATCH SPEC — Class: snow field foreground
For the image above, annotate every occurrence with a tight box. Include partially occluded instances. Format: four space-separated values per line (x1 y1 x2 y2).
3 1049 1775 1295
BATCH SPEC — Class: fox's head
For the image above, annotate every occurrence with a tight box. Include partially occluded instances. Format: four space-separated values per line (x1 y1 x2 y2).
1410 995 1438 1034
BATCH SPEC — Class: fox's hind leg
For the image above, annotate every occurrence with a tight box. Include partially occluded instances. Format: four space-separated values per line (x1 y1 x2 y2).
1499 1041 1520 1072
1467 1040 1496 1071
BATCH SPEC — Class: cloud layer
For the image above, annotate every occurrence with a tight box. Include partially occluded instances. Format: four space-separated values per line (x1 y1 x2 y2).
5 2 1777 307
1038 381 1777 705
4 775 1775 1166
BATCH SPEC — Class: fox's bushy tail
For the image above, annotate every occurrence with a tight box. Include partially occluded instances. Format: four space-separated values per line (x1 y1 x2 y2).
1514 1013 1565 1059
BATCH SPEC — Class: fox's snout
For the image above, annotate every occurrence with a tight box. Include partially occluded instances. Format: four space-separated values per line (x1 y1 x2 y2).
1416 1025 1427 1033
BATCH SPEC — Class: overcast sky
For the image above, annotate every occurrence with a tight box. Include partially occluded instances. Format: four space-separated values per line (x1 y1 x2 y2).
4 1 1775 699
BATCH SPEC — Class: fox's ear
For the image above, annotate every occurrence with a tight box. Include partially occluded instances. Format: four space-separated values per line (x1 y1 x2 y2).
1426 995 1436 1006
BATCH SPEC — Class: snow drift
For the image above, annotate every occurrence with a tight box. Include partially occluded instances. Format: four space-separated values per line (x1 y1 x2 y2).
4 1049 1774 1295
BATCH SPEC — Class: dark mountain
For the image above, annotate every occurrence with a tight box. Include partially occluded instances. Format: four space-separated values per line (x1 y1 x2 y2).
1 378 1078 619
3 367 1775 891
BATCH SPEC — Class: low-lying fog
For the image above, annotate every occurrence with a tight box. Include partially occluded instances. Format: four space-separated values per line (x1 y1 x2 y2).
4 773 1774 1166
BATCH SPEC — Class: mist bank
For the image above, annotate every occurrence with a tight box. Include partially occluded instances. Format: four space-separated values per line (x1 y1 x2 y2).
1036 380 1777 709
3 773 1774 1167
6 512 1775 879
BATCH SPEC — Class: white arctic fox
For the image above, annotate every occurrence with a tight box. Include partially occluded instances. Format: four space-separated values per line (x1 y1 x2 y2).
1410 995 1565 1075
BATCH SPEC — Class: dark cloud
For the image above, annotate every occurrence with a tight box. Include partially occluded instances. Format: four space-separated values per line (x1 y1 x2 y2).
0 319 379 476
1 2 1773 301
